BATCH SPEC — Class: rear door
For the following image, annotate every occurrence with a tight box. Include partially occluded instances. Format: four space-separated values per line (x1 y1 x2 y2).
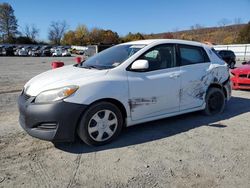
127 44 181 121
178 44 211 111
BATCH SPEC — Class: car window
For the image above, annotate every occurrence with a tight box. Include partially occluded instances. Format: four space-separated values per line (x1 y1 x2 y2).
180 45 209 66
80 44 145 69
138 45 176 71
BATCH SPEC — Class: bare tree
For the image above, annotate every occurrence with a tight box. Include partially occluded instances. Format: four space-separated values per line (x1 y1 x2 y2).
23 24 39 42
0 3 18 42
234 17 242 25
48 21 68 45
218 18 231 27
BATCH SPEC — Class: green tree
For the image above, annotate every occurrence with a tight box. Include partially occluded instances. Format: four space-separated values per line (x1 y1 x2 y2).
62 30 77 45
102 30 119 44
237 21 250 43
75 25 89 45
123 32 144 42
0 3 18 42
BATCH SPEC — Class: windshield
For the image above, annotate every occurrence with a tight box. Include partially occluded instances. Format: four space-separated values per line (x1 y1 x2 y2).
79 44 145 69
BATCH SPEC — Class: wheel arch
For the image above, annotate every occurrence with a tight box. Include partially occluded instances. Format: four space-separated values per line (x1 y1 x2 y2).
206 82 227 99
76 98 128 130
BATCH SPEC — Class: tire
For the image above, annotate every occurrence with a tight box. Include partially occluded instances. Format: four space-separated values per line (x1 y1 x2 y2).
203 87 225 115
229 61 235 69
77 102 123 146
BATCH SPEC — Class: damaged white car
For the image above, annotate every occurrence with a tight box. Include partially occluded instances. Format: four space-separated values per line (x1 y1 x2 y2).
18 39 231 146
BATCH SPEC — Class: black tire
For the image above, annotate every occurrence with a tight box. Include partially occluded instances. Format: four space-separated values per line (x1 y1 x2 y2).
203 87 225 115
77 102 123 146
229 61 235 69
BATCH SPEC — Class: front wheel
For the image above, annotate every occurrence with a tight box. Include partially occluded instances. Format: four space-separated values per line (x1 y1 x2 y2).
77 102 123 146
203 87 225 115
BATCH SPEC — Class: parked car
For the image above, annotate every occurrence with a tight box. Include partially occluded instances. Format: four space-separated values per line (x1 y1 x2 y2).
40 46 52 56
29 46 41 56
18 47 29 56
0 46 4 56
18 39 231 146
52 48 63 56
217 50 236 69
2 46 14 56
62 49 71 57
231 60 250 90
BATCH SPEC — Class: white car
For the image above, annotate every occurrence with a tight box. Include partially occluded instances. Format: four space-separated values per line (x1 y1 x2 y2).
18 39 231 145
52 49 63 56
62 49 71 57
18 48 29 56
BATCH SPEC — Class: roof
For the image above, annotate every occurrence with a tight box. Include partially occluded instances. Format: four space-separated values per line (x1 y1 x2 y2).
123 39 207 47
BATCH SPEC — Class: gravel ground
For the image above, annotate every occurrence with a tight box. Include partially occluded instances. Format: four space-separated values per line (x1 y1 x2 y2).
0 57 249 188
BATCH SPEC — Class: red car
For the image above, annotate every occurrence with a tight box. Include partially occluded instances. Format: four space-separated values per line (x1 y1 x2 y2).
231 61 250 90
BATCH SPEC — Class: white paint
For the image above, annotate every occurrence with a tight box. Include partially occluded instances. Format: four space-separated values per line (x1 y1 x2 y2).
24 39 230 127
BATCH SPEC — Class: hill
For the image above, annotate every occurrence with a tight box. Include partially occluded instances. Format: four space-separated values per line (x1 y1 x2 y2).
146 24 246 45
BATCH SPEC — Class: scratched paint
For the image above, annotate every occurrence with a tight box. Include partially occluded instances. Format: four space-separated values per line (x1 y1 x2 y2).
128 97 157 111
180 66 228 102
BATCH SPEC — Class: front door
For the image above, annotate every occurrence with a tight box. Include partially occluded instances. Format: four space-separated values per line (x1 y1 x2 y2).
127 44 181 121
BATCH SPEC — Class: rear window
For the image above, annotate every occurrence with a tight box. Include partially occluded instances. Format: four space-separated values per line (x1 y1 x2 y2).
180 45 210 66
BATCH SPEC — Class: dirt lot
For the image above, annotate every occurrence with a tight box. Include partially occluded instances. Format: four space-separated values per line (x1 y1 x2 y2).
0 57 249 188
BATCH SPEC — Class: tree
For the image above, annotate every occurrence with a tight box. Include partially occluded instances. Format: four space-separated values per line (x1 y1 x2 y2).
234 17 242 25
0 3 18 42
102 30 119 44
162 32 174 39
89 28 104 44
218 18 231 27
15 36 34 44
23 24 39 42
48 21 68 45
62 30 77 45
237 21 250 43
123 32 145 42
75 25 89 45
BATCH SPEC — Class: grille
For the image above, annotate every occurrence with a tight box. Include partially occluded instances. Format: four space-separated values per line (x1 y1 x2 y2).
239 74 247 78
239 74 250 79
239 83 250 87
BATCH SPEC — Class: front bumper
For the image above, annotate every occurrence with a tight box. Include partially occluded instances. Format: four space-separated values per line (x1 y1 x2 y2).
231 77 250 90
18 93 87 142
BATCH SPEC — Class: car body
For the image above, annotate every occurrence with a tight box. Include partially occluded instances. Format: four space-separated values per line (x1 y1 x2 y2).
52 48 63 56
2 46 15 56
29 46 41 56
62 49 71 57
217 50 236 69
40 46 52 56
18 39 231 145
231 61 250 90
18 47 29 56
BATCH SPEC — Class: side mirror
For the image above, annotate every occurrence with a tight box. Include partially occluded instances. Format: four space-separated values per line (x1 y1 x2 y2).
131 60 149 71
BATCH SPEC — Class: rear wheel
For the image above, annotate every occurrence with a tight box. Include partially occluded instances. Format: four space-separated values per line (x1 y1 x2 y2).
77 102 123 146
203 87 225 115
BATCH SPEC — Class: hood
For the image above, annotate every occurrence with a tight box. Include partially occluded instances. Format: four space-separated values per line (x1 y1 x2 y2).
25 65 109 96
232 64 250 74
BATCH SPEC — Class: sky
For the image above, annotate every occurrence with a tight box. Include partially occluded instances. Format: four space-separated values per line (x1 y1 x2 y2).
1 0 250 41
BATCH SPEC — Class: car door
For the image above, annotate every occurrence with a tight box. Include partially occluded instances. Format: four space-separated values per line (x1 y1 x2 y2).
127 44 181 121
178 44 211 111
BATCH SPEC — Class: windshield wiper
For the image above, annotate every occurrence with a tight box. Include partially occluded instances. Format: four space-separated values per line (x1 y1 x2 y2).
82 65 101 70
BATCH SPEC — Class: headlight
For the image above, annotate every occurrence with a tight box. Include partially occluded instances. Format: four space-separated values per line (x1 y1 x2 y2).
230 71 235 77
35 85 78 103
